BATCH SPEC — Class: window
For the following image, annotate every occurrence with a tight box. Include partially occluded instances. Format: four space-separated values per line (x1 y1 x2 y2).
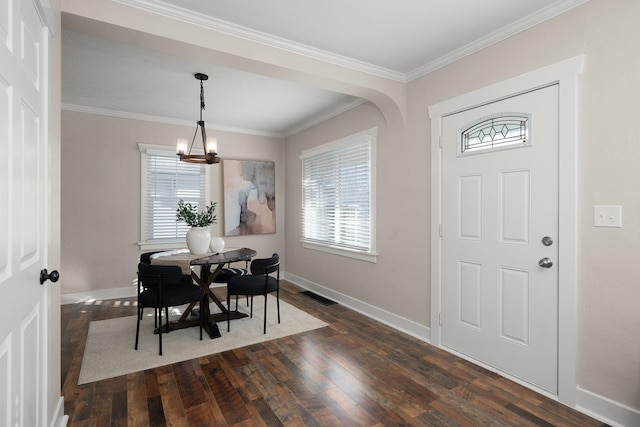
459 113 530 156
300 128 376 262
139 143 209 249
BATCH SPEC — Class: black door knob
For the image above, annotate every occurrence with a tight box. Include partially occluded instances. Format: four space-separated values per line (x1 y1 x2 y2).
40 269 60 285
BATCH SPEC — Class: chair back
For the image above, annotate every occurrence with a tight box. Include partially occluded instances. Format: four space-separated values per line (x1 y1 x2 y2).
140 251 163 264
137 262 183 288
250 253 280 276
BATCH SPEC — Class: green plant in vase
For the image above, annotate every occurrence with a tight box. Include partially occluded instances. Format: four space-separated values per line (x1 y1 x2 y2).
176 200 217 254
176 200 217 227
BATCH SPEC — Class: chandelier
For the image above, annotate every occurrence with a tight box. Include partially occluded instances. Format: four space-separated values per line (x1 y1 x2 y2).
176 73 221 164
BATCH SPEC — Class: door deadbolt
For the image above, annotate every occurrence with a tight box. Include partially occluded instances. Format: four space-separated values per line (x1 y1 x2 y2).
541 236 553 246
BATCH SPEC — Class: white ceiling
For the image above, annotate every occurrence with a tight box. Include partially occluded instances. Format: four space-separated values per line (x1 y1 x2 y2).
61 0 587 137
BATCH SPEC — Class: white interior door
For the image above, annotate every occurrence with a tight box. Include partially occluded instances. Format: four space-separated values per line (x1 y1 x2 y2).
441 85 559 393
0 0 53 425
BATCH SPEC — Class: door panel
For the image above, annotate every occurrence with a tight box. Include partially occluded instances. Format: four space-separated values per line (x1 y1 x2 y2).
499 267 529 345
0 75 9 282
459 261 482 328
500 169 530 244
459 174 482 239
441 85 559 393
0 0 50 425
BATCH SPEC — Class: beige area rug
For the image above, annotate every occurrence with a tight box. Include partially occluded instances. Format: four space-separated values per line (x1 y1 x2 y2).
78 296 327 384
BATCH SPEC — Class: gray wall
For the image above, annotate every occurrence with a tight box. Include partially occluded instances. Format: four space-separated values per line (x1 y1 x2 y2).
60 0 640 421
284 0 640 417
61 111 285 295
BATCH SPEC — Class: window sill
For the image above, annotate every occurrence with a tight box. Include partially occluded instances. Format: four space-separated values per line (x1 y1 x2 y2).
301 241 377 263
138 241 187 251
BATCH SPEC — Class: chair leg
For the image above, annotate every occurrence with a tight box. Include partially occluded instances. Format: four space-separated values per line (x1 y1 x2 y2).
250 296 254 318
158 308 163 356
263 294 268 334
135 307 141 350
227 293 231 332
276 289 281 324
199 305 203 341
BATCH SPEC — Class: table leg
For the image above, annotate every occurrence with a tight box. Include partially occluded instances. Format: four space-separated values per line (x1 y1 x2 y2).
155 261 249 338
201 263 249 316
178 300 198 322
197 264 222 339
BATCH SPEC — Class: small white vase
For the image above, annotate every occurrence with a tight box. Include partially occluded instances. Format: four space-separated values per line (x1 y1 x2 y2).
186 226 211 255
209 236 225 253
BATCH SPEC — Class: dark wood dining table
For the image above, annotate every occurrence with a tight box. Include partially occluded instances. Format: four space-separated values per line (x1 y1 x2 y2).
151 247 257 339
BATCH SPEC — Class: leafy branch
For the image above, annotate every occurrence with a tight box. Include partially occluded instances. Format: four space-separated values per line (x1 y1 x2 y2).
176 200 217 227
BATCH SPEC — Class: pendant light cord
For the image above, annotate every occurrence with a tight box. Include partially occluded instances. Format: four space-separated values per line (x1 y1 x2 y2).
189 79 207 153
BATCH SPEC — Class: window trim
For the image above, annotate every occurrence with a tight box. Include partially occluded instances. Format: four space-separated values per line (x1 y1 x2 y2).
299 127 377 263
138 143 211 250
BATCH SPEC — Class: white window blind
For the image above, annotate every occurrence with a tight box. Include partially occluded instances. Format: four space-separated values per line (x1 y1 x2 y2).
139 144 208 247
301 129 376 259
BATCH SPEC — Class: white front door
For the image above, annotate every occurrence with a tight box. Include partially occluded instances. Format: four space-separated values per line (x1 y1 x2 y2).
0 0 54 425
440 85 559 393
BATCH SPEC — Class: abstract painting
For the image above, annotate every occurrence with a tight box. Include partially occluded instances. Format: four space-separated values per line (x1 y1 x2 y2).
223 159 275 236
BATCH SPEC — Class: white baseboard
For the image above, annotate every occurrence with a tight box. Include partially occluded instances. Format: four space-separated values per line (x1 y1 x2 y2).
51 396 69 427
283 272 431 342
61 286 136 304
576 386 640 427
61 282 233 305
284 272 640 427
60 273 637 426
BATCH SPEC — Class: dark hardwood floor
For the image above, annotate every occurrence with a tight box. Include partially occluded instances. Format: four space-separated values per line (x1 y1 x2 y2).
62 281 606 426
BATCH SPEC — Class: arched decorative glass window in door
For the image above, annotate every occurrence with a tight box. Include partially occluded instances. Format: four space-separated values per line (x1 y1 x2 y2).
459 113 531 156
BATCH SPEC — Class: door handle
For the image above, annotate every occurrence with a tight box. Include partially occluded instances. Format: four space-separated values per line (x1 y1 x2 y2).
538 258 553 268
40 269 60 285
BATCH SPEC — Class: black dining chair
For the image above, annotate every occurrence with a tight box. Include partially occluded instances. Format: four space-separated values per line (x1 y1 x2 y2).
227 253 280 334
140 250 163 265
138 251 164 325
213 262 248 283
139 250 194 326
212 261 249 307
135 263 203 355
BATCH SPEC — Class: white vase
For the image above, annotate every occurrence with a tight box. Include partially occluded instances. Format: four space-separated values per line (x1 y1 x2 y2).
209 236 225 253
186 226 211 255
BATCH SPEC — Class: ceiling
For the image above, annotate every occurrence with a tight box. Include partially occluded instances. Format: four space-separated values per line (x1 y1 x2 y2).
61 0 587 138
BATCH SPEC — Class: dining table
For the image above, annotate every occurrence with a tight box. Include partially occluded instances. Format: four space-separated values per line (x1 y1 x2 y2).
150 247 257 339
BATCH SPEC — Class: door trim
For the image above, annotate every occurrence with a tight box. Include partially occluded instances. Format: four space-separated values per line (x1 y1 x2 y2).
428 55 584 406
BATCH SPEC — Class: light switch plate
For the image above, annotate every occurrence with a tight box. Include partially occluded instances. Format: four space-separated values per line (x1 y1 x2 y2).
593 205 622 228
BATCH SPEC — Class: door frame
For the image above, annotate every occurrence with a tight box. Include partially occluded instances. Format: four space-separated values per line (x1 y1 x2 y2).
428 55 584 406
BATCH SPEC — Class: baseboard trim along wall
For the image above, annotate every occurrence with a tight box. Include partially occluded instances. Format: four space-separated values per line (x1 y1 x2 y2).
52 396 69 427
61 286 137 304
576 386 640 427
60 273 636 425
283 272 431 343
61 283 228 305
282 272 637 427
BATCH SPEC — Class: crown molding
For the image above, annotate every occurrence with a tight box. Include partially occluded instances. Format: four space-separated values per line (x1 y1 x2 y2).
406 0 591 81
111 0 407 82
61 101 367 139
113 0 589 85
73 0 590 136
61 103 286 138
